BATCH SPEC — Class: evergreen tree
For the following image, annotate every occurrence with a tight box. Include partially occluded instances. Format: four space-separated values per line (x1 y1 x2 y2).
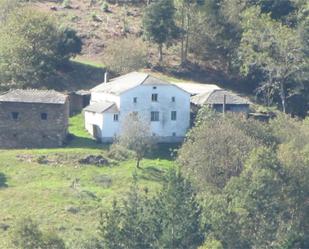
99 177 160 249
143 0 179 62
99 170 203 249
156 170 204 249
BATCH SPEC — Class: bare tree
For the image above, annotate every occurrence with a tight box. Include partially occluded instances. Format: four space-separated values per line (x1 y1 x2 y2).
117 113 155 169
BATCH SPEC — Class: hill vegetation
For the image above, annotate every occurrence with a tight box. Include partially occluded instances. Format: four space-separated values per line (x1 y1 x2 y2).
1 112 308 248
0 0 308 115
0 0 308 248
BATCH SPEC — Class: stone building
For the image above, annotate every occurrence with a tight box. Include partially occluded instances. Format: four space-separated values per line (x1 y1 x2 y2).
0 89 69 148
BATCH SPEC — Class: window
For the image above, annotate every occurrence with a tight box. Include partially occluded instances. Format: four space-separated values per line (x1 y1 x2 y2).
151 111 159 121
41 113 48 120
113 114 119 122
151 93 158 102
171 111 177 121
11 112 19 120
133 97 137 103
171 97 175 102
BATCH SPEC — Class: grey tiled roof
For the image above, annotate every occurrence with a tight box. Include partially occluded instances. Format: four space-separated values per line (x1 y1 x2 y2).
192 89 250 106
83 101 118 113
91 72 186 95
0 89 67 104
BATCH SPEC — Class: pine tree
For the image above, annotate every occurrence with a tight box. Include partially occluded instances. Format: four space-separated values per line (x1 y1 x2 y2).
143 0 179 62
157 170 204 249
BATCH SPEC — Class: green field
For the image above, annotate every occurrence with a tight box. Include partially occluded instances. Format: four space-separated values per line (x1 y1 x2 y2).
0 114 175 248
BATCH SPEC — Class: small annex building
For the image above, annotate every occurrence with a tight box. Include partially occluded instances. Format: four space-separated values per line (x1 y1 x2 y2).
83 72 191 143
0 89 69 148
173 82 250 114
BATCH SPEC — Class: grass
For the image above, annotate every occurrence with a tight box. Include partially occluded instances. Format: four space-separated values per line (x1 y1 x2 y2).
0 114 175 248
72 57 105 69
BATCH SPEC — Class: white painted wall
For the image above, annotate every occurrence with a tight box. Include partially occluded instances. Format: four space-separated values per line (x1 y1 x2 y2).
101 112 120 142
84 111 104 136
120 85 190 139
91 92 120 107
86 84 190 143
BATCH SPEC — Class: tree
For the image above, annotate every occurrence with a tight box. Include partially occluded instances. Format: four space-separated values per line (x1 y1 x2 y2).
56 27 82 67
117 113 155 168
188 0 244 73
156 170 204 249
239 7 306 113
103 37 148 74
175 0 205 64
99 178 162 249
178 111 260 190
143 0 179 62
0 7 81 88
199 114 309 248
99 170 204 249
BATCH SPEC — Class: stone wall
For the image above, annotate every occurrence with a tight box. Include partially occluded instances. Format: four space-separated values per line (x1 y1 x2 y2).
68 92 90 116
0 101 69 148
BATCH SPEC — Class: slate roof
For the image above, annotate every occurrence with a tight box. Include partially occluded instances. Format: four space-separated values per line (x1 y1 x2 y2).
0 89 67 104
91 72 187 95
192 89 250 106
83 101 119 113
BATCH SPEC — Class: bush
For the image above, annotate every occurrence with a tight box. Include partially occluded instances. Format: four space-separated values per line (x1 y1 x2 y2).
101 2 109 12
103 37 148 74
107 143 134 161
62 0 71 8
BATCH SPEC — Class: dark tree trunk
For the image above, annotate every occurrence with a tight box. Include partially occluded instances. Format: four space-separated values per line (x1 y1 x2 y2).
180 5 185 65
158 44 163 63
184 13 190 62
280 81 287 113
136 158 141 169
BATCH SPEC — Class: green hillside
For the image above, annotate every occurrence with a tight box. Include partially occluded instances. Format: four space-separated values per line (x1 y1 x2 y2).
0 114 174 247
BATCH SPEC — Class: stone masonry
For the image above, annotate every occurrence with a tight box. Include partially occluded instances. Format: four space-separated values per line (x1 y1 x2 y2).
0 90 69 148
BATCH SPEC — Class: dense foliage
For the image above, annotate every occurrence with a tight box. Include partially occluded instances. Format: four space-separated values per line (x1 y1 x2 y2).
99 170 203 249
178 109 309 248
142 0 309 114
0 4 81 89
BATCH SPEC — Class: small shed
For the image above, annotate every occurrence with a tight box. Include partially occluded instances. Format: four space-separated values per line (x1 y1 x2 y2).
0 89 69 148
191 89 250 113
68 90 91 116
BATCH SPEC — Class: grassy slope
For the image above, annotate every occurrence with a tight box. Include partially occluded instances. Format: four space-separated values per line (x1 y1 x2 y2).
0 114 174 247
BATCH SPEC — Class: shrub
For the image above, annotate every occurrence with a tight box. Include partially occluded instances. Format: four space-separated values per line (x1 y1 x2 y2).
103 37 148 74
107 143 134 161
62 0 71 8
101 2 109 12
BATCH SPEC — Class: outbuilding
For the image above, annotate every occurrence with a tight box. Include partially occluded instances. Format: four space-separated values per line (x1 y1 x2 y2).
0 89 69 148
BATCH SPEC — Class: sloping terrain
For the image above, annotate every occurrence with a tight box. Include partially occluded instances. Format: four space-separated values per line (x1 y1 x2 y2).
0 114 174 247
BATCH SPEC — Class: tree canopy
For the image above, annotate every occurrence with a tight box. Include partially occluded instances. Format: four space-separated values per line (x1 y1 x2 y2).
0 7 81 89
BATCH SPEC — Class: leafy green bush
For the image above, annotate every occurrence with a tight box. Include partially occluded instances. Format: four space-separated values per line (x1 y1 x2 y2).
101 2 109 12
103 37 148 74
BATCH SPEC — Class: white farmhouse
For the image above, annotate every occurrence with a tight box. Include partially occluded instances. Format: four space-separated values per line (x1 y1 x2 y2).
83 72 191 143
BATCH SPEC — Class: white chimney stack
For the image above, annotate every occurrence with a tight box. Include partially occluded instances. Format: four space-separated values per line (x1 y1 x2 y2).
104 71 109 84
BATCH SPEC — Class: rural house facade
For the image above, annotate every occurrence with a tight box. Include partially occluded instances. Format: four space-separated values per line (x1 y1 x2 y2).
0 90 69 148
84 72 191 143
